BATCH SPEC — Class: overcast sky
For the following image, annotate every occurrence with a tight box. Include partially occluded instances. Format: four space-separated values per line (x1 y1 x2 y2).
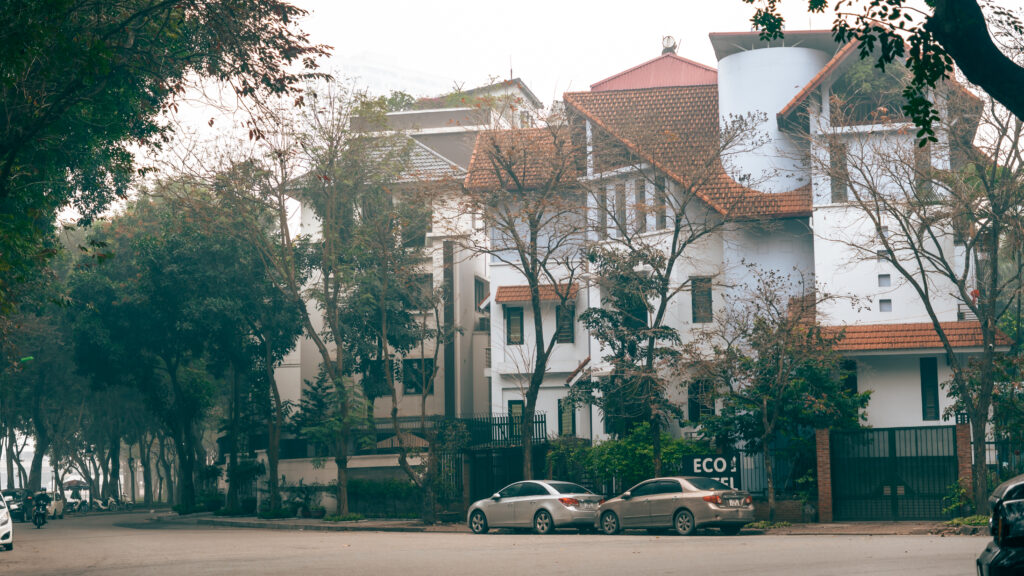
292 0 839 105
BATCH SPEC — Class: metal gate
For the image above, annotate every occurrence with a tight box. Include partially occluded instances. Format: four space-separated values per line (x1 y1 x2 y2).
831 426 958 521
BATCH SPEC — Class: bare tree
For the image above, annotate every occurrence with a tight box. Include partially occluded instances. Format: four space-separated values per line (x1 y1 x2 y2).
820 72 1024 512
463 121 587 479
564 83 779 474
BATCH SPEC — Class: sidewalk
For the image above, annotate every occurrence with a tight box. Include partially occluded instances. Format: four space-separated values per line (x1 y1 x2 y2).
152 512 986 536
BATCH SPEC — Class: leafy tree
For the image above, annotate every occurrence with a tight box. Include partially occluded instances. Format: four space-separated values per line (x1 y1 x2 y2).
741 0 1024 135
0 0 327 314
574 247 682 473
685 268 868 521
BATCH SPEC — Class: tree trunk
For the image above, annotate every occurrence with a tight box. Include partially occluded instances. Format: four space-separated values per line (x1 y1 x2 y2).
109 435 122 499
265 341 283 512
764 446 776 523
226 365 241 511
140 433 153 506
27 439 48 492
5 428 16 489
971 416 988 513
651 418 662 477
334 445 349 516
127 444 137 503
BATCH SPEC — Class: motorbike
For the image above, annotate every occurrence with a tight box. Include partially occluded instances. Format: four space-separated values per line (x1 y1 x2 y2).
32 499 47 528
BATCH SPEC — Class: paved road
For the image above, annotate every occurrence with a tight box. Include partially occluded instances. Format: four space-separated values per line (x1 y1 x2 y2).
1 512 988 576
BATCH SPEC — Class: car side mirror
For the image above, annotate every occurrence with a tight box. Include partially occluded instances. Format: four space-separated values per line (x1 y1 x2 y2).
491 493 501 501
996 499 1024 547
621 491 632 500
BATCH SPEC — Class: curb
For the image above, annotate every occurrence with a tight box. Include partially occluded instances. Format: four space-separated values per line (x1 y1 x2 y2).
196 518 464 533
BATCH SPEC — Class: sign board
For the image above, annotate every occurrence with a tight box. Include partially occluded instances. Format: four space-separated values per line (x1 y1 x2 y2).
680 454 741 490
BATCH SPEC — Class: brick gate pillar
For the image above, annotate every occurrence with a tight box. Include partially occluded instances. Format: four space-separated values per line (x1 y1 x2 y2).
816 428 832 523
955 423 973 502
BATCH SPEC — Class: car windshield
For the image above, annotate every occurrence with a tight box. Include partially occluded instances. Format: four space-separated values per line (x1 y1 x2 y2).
686 478 731 491
546 482 592 494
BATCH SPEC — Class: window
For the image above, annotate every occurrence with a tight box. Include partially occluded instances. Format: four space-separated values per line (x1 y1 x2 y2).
879 299 892 313
508 399 524 439
556 304 575 344
505 306 523 345
402 358 435 395
558 398 575 436
841 359 858 395
688 380 713 424
830 138 849 203
878 274 891 287
879 226 890 239
920 357 939 421
634 178 647 234
654 176 667 230
691 277 713 323
630 482 657 497
474 277 488 308
498 483 522 498
518 482 550 497
653 480 683 494
412 273 433 304
876 248 889 262
615 182 626 232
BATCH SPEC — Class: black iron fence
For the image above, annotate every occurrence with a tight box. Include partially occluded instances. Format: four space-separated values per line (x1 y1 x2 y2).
977 440 1024 493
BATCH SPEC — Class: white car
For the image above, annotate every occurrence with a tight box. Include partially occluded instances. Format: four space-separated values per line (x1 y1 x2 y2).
1 494 13 551
467 480 603 534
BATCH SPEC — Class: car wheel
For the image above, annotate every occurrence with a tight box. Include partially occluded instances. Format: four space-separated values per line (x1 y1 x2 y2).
600 511 620 535
469 510 489 534
533 510 555 534
720 526 741 536
673 509 695 536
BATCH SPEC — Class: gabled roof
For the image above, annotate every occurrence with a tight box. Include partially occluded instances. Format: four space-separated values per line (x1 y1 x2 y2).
564 86 812 219
494 283 579 303
396 139 466 183
464 127 579 191
830 321 1012 352
590 53 717 92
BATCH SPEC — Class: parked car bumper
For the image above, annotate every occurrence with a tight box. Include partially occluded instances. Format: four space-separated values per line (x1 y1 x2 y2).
550 505 600 528
697 505 755 528
977 541 1024 576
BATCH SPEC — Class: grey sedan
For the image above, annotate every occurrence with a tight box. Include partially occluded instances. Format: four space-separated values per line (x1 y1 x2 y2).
596 476 754 535
467 480 603 534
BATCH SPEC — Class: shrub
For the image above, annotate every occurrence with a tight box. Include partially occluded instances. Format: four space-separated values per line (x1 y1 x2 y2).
323 513 365 522
258 507 297 520
946 514 989 527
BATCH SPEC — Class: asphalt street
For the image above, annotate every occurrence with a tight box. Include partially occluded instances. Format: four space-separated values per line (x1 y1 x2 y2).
0 512 988 576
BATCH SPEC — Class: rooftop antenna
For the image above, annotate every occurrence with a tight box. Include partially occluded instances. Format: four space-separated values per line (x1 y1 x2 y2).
662 35 678 55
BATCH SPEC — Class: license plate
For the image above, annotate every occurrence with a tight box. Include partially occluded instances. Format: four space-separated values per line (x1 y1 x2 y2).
727 499 741 507
582 502 598 510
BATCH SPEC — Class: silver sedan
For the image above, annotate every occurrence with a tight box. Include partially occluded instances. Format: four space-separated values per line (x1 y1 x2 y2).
596 476 754 535
467 480 603 534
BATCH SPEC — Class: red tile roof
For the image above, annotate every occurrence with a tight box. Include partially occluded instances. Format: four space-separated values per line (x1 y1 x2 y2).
494 283 579 303
564 86 812 219
830 321 1012 352
591 53 718 92
464 127 580 192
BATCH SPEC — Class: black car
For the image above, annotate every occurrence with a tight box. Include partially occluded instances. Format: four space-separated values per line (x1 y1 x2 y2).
0 489 32 523
977 473 1024 576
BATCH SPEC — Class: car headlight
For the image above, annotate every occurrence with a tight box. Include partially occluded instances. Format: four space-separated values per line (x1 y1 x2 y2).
0 510 9 525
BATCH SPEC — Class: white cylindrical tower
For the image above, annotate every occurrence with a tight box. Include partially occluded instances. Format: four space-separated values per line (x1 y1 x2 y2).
718 46 830 193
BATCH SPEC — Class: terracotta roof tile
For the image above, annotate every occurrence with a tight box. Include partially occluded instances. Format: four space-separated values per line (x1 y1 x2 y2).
563 86 812 220
829 321 1011 352
494 283 579 303
464 127 579 192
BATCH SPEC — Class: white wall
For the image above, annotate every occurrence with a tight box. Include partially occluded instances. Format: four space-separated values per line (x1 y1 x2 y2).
852 354 956 428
